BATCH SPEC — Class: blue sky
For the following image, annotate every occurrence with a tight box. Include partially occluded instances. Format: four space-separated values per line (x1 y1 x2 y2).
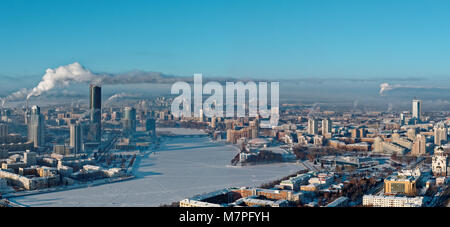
2 0 450 81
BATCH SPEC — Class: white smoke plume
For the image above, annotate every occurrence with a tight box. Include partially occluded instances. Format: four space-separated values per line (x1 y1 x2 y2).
306 103 320 118
1 88 30 107
26 62 100 99
106 92 139 104
380 83 399 95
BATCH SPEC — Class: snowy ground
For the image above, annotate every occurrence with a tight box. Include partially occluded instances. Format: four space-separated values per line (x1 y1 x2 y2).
10 128 306 207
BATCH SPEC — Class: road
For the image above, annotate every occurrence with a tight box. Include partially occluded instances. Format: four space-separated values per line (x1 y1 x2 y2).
300 160 320 172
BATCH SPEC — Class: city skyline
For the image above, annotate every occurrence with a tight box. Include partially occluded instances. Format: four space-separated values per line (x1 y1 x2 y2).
1 61 450 114
0 0 449 212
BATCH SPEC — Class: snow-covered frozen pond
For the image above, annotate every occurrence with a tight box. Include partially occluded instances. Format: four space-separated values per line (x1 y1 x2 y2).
10 128 306 207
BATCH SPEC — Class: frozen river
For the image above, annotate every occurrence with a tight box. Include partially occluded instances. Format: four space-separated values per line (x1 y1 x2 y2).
10 128 306 207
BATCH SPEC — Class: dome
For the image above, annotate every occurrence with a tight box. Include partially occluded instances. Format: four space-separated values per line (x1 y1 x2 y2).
434 146 445 154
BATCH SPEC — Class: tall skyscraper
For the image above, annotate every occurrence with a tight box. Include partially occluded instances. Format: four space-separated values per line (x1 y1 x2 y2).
400 113 405 126
122 107 137 135
144 118 156 136
322 118 332 135
70 121 84 154
412 99 422 121
24 108 31 125
308 118 318 135
89 85 102 142
411 134 426 157
0 123 8 137
28 105 45 148
434 122 448 146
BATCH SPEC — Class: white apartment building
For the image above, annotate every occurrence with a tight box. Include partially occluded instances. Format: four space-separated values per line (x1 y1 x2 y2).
362 195 424 207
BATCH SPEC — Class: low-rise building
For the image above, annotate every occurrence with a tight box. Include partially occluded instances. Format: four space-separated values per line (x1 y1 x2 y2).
362 195 424 207
326 196 349 207
234 196 289 207
279 172 313 191
384 174 418 196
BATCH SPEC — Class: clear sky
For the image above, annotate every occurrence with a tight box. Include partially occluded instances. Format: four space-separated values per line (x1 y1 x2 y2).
2 0 450 80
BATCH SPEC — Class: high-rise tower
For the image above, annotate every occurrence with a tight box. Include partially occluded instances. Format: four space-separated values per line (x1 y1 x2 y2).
89 85 101 142
434 122 448 146
144 118 156 136
28 105 45 148
412 134 426 157
0 123 8 137
308 118 318 135
322 118 332 135
412 99 422 122
70 121 84 154
122 107 136 135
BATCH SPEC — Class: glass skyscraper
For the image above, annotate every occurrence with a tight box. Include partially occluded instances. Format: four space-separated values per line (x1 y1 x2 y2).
89 85 102 142
28 105 45 148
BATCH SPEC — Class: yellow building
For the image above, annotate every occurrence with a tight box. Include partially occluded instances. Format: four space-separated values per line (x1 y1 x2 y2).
384 175 417 196
300 184 318 192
